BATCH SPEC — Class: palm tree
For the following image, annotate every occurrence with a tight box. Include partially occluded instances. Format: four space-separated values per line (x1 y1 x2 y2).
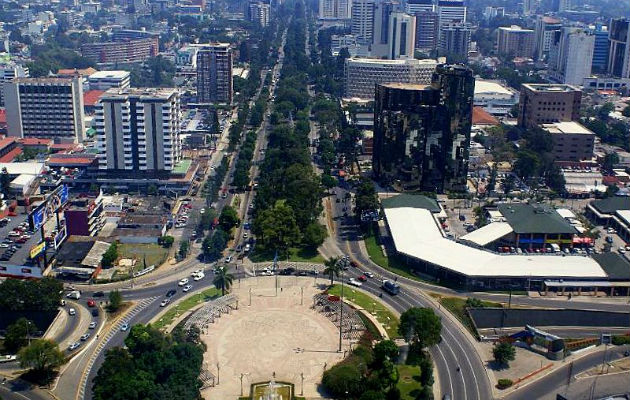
323 257 341 286
213 266 234 296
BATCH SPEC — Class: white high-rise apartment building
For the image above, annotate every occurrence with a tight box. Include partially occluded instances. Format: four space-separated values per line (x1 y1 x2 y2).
319 0 351 19
344 57 437 99
0 63 29 106
549 28 594 85
437 0 466 28
249 2 270 27
388 12 416 59
351 0 376 45
4 77 85 143
406 0 433 15
95 88 181 172
534 16 563 61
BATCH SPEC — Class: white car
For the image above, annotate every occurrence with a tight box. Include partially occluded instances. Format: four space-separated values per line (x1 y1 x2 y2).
120 323 129 332
193 273 204 281
182 284 192 292
362 271 374 278
243 232 249 239
89 321 97 329
178 278 189 286
348 278 362 287
160 299 170 307
68 308 76 316
619 247 626 254
191 269 203 276
68 342 81 351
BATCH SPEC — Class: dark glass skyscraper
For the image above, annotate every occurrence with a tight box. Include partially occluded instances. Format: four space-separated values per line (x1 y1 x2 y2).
372 64 474 193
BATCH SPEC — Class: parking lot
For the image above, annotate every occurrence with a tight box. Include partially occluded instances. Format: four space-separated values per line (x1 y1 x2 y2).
0 214 43 267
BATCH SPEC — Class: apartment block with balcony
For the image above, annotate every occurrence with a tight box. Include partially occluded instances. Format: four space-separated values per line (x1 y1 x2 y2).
95 88 181 173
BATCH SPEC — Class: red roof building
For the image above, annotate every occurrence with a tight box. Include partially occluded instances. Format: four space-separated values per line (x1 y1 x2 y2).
472 107 500 126
83 90 104 107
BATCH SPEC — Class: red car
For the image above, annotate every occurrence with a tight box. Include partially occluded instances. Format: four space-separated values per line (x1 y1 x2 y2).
357 275 367 282
87 299 96 307
350 260 359 268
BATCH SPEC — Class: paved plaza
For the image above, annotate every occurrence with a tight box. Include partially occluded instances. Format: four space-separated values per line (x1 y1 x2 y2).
201 276 347 399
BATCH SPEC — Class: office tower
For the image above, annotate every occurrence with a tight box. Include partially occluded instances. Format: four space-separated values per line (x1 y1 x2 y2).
548 28 594 85
534 16 562 61
373 64 474 192
608 18 630 79
96 88 181 172
351 0 377 45
483 6 504 21
497 25 535 58
388 12 416 59
518 84 582 129
437 0 466 27
4 77 85 143
555 0 571 12
371 0 398 57
88 71 131 91
318 0 351 19
590 24 609 72
439 22 471 58
0 63 29 106
249 1 270 27
196 43 233 104
414 10 439 50
522 0 537 15
406 0 433 15
344 58 438 99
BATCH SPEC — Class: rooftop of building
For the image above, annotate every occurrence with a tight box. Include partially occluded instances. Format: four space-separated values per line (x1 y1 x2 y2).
118 214 167 225
592 252 630 280
590 196 630 214
522 83 581 93
497 203 577 234
346 57 438 66
88 70 130 79
541 16 562 24
0 147 22 163
379 82 429 90
474 79 517 96
190 42 231 49
498 25 534 32
381 194 441 212
0 109 6 125
101 87 179 100
18 138 53 146
0 161 44 175
472 107 500 125
12 77 77 85
83 90 105 107
56 67 98 76
0 137 17 150
542 121 594 135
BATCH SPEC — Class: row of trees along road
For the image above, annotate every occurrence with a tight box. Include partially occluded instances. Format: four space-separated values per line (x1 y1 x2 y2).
251 2 328 257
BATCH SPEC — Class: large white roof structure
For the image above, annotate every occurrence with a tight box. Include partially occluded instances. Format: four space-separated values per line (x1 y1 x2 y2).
384 207 608 279
460 222 513 247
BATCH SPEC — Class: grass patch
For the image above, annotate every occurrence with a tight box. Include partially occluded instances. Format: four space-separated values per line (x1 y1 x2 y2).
153 288 221 330
248 247 325 263
118 243 169 269
397 364 422 400
356 311 383 341
438 296 502 339
327 284 399 339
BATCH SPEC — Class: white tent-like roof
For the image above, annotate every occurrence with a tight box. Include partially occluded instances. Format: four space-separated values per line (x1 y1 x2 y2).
460 222 513 247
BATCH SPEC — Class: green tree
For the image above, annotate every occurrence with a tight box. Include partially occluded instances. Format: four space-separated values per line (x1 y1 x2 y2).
0 277 63 312
18 339 65 382
4 318 34 353
146 184 157 195
321 363 363 399
160 236 175 248
602 152 620 172
302 222 327 248
513 150 540 179
492 342 516 367
321 174 337 193
323 257 341 285
219 206 240 231
372 340 399 368
212 265 234 295
178 240 189 259
107 290 123 312
622 105 630 117
398 308 442 349
355 178 378 221
254 201 300 256
101 242 118 268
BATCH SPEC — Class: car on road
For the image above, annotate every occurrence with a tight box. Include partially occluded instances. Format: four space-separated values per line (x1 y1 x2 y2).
348 278 362 287
165 289 176 299
243 232 248 239
225 255 233 263
279 267 296 275
68 342 81 351
193 273 204 281
80 333 90 341
362 271 374 278
89 321 97 329
382 280 400 295
183 284 192 292
350 260 359 268
160 299 170 307
191 269 203 276
91 309 99 317
606 236 614 244
93 291 105 297
68 308 76 316
120 323 129 332
357 275 367 282
178 278 189 286
87 299 95 307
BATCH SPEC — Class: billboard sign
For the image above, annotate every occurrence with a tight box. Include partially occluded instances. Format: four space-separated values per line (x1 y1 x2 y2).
29 242 46 259
53 225 67 250
29 185 69 231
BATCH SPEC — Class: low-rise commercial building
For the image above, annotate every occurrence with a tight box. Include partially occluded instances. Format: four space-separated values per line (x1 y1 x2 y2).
81 37 159 65
88 71 131 91
542 121 595 162
473 79 519 116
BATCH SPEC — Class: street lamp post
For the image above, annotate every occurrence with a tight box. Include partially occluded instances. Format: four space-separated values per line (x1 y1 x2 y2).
300 372 304 396
216 363 220 385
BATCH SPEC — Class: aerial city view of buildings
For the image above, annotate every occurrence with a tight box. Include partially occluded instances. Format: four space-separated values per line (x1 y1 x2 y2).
0 0 628 399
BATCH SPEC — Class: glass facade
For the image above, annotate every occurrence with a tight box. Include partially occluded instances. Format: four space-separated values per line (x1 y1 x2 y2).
373 64 474 193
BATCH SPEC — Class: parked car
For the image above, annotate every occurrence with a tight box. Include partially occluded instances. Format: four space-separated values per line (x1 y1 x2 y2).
87 299 95 307
160 299 170 307
120 323 129 332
